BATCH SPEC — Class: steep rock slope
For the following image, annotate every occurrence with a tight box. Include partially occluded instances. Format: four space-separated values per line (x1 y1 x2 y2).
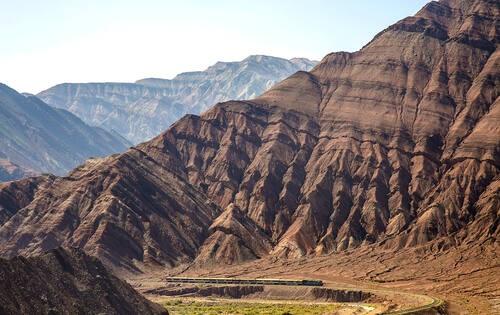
38 55 316 143
0 83 130 180
0 0 497 270
0 247 167 315
139 0 499 260
0 174 55 225
0 149 220 271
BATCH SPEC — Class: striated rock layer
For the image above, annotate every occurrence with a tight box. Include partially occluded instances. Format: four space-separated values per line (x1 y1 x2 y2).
0 150 220 272
140 0 499 262
0 247 167 315
0 0 498 271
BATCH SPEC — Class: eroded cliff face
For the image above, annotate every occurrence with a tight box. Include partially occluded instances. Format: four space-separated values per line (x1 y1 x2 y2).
0 150 220 271
0 0 497 269
140 0 499 260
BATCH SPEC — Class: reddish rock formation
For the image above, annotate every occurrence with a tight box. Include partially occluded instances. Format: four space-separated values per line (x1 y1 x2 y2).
0 174 54 225
141 0 499 260
0 0 497 270
194 204 273 264
0 151 220 272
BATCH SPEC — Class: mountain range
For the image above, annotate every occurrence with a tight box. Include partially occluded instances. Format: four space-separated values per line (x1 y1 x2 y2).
38 55 317 143
1 0 497 268
0 0 498 312
0 84 130 181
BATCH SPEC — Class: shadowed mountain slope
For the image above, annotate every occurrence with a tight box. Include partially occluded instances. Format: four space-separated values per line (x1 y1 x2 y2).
0 247 167 315
0 148 220 272
0 83 130 181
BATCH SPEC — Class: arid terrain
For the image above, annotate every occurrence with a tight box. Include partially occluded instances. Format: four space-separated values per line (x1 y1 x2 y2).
0 0 498 314
126 237 497 313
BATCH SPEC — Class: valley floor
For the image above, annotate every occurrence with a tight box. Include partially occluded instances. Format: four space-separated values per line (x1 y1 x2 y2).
127 241 499 314
155 297 373 315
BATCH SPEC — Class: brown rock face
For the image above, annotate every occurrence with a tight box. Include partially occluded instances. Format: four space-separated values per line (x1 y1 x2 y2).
194 204 273 264
0 174 54 225
0 151 220 271
140 0 499 259
0 247 167 315
0 0 497 270
146 285 368 303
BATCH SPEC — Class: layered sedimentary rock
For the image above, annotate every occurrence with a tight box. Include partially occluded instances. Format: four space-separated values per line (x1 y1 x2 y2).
38 56 317 143
0 174 55 225
0 0 497 269
0 247 167 315
141 0 499 260
0 150 220 271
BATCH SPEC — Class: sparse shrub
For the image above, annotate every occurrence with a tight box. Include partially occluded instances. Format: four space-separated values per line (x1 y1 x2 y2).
172 299 182 305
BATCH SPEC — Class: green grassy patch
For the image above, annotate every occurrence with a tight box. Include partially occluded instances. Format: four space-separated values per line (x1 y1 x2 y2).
161 298 342 315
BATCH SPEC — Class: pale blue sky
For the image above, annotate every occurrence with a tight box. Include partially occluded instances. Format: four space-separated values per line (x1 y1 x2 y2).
1 0 430 93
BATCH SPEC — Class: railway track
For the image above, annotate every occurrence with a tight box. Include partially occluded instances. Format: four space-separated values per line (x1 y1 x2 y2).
165 277 443 314
166 276 323 286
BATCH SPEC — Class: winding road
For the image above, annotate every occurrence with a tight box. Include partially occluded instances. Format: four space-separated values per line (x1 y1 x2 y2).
328 283 443 314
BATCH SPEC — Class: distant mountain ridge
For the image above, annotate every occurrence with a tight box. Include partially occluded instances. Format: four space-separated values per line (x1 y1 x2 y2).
0 1 497 312
0 83 130 181
38 55 317 143
0 159 37 182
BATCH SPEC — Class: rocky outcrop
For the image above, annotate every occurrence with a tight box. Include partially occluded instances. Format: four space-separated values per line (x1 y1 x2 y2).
0 0 497 270
38 56 317 143
148 285 264 298
0 247 167 315
147 284 368 303
0 83 130 181
310 288 369 302
194 204 273 264
0 174 55 225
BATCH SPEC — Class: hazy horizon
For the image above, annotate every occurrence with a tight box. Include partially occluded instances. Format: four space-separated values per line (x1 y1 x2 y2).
2 0 429 93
